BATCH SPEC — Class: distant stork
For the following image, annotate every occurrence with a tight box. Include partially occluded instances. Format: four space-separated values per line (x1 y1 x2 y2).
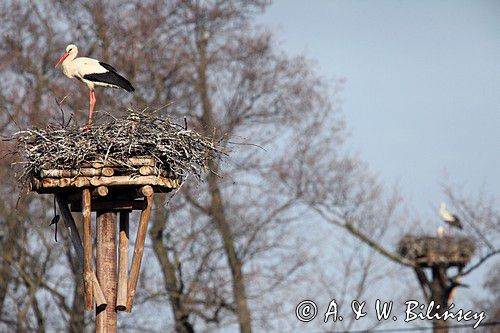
437 226 444 238
55 44 134 126
439 202 463 230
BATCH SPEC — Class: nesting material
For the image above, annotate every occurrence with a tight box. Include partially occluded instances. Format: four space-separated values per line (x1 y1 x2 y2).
398 235 475 267
9 110 223 186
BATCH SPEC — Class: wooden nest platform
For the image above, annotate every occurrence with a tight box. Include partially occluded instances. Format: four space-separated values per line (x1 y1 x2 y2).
398 235 475 267
9 110 222 188
31 156 180 207
5 111 223 332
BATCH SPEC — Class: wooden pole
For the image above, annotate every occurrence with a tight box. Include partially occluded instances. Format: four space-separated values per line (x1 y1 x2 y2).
116 212 129 311
82 189 94 310
431 266 450 333
96 211 118 333
56 195 107 310
126 195 153 312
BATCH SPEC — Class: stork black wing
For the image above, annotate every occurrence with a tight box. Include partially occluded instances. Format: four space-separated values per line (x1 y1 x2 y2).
99 62 118 73
451 215 463 229
83 62 135 92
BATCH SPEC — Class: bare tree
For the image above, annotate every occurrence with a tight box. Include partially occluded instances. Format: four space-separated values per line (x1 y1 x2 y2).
4 1 496 333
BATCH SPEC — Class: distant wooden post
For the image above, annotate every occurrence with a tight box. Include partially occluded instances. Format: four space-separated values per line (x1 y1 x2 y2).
398 235 474 333
96 212 118 333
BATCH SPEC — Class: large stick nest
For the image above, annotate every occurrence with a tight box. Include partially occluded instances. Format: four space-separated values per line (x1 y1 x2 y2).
398 235 475 266
8 110 224 185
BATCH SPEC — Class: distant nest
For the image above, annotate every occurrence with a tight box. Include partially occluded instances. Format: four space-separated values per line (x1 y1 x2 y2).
398 235 475 267
9 110 224 187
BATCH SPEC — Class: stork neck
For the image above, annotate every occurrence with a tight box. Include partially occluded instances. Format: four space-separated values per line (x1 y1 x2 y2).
61 53 77 77
64 52 77 64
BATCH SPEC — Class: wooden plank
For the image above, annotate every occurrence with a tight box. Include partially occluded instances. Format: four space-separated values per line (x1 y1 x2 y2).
126 195 153 312
82 189 93 311
96 211 118 333
116 212 129 311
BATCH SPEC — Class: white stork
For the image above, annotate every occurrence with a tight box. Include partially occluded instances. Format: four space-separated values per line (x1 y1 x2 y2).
439 202 463 230
437 226 444 238
55 44 134 126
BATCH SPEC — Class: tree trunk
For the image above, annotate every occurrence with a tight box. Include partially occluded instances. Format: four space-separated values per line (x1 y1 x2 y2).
196 31 252 333
150 202 195 333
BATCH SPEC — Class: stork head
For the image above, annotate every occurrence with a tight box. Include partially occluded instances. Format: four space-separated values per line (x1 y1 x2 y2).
55 44 78 68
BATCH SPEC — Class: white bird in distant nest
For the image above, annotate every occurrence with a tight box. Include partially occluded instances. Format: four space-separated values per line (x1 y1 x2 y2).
55 44 134 126
437 226 444 238
439 202 463 230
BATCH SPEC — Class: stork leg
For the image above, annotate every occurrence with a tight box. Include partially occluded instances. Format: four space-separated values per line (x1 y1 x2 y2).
88 89 96 126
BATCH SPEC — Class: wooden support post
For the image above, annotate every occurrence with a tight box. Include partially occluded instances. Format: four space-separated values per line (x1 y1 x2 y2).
82 189 94 310
56 195 107 310
96 211 118 333
116 212 129 311
126 195 153 312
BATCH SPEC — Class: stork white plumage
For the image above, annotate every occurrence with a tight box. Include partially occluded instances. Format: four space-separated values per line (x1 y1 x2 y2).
437 226 444 238
55 44 134 126
439 202 463 230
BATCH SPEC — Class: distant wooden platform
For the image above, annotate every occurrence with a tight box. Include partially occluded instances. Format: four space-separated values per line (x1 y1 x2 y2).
398 235 474 267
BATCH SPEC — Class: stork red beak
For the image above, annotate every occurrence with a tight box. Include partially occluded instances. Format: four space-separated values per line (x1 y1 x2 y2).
55 52 70 68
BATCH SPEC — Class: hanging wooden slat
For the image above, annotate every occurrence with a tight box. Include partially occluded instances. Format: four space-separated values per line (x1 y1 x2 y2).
126 195 153 312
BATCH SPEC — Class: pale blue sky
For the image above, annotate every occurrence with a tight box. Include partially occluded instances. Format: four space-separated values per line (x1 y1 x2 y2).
260 0 500 222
